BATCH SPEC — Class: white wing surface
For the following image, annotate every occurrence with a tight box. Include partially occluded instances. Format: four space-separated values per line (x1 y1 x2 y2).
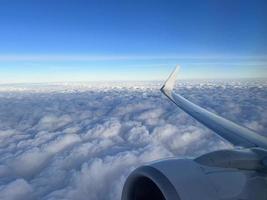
161 66 267 149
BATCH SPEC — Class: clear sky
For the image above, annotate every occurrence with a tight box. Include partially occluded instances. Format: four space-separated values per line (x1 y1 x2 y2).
0 0 266 83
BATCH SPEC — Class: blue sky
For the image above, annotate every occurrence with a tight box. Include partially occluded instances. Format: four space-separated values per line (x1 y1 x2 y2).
0 0 266 83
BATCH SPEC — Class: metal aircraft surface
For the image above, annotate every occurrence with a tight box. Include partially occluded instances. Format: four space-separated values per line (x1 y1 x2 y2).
122 66 267 200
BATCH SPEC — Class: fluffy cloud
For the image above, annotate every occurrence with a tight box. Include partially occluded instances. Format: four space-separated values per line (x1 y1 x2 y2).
0 179 35 200
0 80 266 199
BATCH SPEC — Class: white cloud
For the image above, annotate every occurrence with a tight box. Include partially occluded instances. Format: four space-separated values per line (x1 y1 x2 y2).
0 179 35 200
0 80 266 199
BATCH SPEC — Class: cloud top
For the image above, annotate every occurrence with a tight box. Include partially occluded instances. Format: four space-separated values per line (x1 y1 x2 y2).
0 80 266 199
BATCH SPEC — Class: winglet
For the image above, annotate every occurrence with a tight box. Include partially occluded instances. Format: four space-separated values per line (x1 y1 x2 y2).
160 65 180 98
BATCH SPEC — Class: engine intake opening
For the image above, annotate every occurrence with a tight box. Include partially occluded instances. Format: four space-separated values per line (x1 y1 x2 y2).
129 176 166 200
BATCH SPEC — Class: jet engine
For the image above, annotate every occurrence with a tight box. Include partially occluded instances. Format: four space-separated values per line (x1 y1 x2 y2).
122 149 267 200
122 66 267 200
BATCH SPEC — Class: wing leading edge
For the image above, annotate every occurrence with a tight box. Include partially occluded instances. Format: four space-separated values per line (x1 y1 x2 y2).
161 66 267 149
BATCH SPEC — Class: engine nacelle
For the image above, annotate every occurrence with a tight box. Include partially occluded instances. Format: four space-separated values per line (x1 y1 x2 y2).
122 158 267 200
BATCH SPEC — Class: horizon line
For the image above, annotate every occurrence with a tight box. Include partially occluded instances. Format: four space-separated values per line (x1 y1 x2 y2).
0 54 266 61
0 77 266 85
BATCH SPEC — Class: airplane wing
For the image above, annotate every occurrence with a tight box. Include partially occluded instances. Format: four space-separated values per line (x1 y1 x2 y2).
161 66 267 149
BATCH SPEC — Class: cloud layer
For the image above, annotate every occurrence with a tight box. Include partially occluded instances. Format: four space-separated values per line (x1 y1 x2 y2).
0 80 266 200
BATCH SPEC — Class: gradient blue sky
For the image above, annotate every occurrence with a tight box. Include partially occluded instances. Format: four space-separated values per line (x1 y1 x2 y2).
0 0 266 83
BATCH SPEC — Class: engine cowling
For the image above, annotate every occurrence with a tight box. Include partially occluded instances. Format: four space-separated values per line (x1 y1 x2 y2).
122 158 267 200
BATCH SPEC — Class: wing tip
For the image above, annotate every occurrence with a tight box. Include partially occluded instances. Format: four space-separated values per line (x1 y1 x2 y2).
161 65 180 95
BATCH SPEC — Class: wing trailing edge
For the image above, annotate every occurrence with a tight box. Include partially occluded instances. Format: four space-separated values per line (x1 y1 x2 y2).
161 66 267 149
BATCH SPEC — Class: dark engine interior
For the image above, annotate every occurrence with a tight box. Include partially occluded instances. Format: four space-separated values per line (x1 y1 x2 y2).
128 176 166 200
